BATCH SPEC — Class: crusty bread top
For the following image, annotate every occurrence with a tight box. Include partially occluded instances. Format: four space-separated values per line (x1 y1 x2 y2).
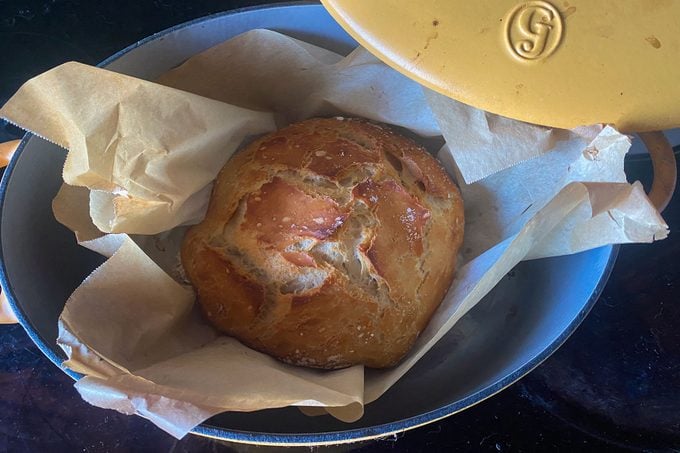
181 117 464 369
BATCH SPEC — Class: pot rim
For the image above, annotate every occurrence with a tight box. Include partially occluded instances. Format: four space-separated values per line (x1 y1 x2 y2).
0 2 619 446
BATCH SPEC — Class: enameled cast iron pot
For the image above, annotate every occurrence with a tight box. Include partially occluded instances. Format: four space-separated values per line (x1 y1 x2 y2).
0 3 620 446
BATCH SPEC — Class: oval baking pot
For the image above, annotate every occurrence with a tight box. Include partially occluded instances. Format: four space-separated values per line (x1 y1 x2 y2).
0 3 616 447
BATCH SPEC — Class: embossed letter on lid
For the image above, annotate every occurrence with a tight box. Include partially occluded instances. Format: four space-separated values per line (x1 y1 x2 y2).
504 1 564 62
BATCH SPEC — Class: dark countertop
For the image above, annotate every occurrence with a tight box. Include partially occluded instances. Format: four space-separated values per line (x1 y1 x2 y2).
1 1 678 451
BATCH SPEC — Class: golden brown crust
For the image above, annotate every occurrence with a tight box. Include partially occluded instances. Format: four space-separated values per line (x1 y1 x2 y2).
181 118 464 369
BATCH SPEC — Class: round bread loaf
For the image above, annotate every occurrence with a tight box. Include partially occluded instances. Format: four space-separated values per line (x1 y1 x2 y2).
181 118 464 369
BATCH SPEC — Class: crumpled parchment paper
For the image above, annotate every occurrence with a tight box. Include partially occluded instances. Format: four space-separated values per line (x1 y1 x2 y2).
0 29 668 438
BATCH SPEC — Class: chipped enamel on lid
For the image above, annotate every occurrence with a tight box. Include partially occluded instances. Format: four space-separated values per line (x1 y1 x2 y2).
321 0 680 132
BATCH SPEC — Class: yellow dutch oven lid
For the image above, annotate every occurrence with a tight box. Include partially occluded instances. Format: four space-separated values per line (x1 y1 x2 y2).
321 0 680 132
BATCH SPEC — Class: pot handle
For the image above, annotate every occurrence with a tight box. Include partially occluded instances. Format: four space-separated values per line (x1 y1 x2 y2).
638 131 677 213
0 140 20 324
0 293 18 324
0 139 20 169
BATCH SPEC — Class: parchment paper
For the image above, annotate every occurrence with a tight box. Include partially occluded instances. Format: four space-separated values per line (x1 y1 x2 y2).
1 61 276 235
0 29 668 438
